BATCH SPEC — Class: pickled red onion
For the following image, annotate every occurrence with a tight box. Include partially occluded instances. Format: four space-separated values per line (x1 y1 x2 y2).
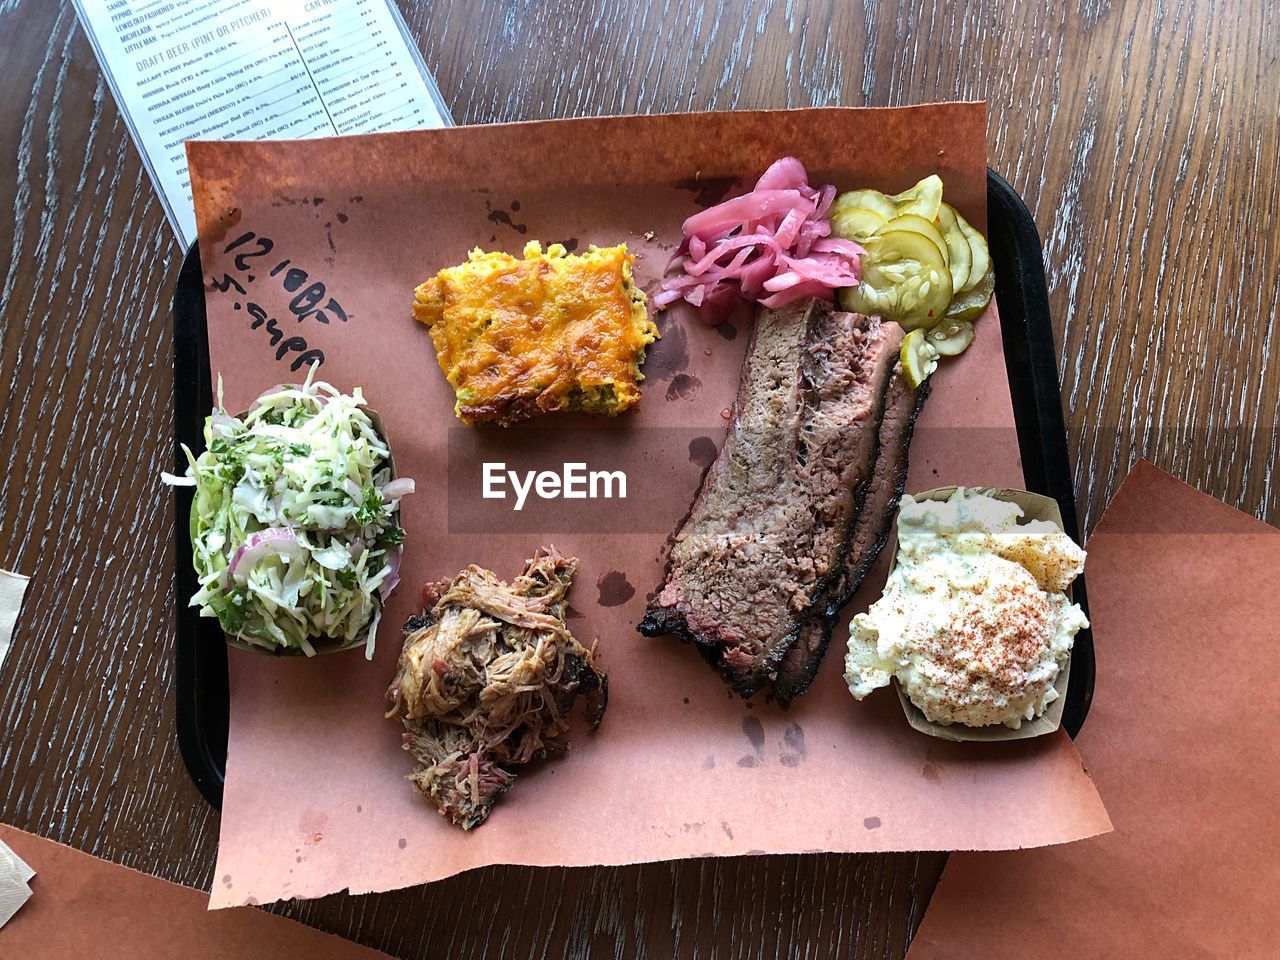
659 158 863 325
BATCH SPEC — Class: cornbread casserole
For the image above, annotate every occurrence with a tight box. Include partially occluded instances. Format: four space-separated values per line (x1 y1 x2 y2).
413 241 658 426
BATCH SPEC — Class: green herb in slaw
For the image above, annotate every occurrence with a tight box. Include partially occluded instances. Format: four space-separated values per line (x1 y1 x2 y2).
162 371 412 658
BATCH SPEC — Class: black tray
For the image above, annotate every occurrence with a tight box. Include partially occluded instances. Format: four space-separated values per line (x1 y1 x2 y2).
170 168 1094 809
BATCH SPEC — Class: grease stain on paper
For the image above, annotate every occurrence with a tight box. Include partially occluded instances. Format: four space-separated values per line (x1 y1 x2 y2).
398 838 407 849
674 174 742 208
596 570 635 607
665 373 702 401
689 436 718 469
203 205 241 246
737 715 765 768
646 317 689 380
779 723 806 767
485 200 528 235
864 816 882 830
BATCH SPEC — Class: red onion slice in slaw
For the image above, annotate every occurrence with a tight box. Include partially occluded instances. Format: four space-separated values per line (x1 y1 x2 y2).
381 478 416 500
229 528 304 581
380 548 402 598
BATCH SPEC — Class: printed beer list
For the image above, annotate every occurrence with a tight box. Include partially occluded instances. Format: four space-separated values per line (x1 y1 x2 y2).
75 0 451 247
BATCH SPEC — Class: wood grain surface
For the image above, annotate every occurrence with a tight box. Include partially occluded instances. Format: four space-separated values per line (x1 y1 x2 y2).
0 0 1276 957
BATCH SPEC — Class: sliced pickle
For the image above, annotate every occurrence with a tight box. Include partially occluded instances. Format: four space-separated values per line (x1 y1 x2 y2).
891 175 943 221
926 318 975 357
841 229 953 331
880 213 949 265
935 203 972 293
945 266 995 321
954 209 991 294
831 207 889 243
900 328 939 388
831 188 897 221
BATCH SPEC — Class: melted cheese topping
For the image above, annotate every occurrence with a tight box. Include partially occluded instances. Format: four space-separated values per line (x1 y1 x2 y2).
413 241 658 426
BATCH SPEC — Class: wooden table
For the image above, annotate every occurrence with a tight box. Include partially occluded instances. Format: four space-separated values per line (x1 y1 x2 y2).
1 1 1276 956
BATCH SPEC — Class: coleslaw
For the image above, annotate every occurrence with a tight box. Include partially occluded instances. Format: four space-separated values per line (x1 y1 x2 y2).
162 371 413 658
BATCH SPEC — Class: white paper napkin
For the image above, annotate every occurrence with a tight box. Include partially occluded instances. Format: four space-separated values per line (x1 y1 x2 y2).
0 838 35 928
0 569 30 675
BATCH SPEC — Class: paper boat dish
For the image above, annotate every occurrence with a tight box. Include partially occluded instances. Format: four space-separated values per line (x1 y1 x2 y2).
888 486 1076 743
219 405 400 657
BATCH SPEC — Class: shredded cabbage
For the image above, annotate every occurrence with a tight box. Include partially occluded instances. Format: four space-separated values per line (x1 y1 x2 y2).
163 369 411 658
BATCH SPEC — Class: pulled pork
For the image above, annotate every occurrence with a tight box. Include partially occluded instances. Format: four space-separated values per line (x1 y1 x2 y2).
386 547 607 829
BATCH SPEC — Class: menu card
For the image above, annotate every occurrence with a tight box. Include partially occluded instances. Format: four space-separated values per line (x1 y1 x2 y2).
73 0 451 248
0 570 29 677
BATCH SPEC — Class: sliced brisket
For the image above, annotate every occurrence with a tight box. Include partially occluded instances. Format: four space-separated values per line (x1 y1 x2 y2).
638 300 903 697
772 364 930 704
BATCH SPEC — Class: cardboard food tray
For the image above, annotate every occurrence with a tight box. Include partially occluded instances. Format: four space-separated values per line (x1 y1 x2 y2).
169 167 1095 809
887 485 1076 742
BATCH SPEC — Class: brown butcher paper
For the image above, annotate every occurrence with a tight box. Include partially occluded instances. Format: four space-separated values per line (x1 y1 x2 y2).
0 824 389 957
186 103 1110 909
907 462 1280 958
